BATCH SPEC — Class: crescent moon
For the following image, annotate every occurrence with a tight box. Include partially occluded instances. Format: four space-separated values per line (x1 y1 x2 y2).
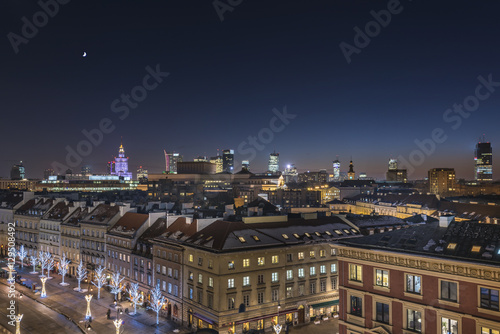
83 52 87 57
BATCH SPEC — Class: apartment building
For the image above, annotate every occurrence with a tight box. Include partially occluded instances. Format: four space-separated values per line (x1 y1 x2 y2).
152 215 360 333
61 207 89 275
337 216 500 334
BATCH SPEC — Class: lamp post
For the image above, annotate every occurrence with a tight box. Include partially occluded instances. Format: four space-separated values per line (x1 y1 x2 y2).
15 293 23 334
273 303 282 334
113 304 123 334
85 294 93 320
40 277 47 298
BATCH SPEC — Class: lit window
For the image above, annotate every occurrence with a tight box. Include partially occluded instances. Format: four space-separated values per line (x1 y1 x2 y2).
319 250 326 257
315 232 321 237
252 235 260 242
243 276 250 286
257 257 265 266
325 231 332 236
238 236 246 243
375 269 389 287
228 261 234 269
271 272 279 282
293 233 300 239
349 264 362 282
309 251 315 258
320 265 326 274
305 232 312 238
272 255 279 264
228 278 235 288
188 254 193 263
298 252 304 260
447 243 457 250
334 230 343 236
310 266 316 276
298 268 305 278
282 234 289 239
286 270 293 280
243 259 250 267
472 245 481 252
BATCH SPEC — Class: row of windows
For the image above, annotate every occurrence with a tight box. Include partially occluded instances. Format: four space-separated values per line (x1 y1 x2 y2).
188 277 339 310
156 250 180 263
349 264 499 311
157 265 179 279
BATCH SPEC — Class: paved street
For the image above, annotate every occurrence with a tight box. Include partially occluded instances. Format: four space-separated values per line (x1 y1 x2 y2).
2 262 340 334
1 262 189 334
0 283 81 334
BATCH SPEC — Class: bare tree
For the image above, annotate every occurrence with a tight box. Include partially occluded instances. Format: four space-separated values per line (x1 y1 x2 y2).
30 255 38 274
46 253 55 279
128 282 141 315
17 245 27 268
109 271 124 302
92 265 106 299
147 284 166 325
58 253 70 286
76 260 87 292
38 251 49 277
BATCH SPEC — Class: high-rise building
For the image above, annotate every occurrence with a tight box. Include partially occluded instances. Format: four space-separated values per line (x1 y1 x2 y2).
136 166 148 183
111 139 132 179
43 168 54 180
81 164 91 175
283 164 298 183
386 158 408 183
347 160 355 180
475 141 492 182
210 154 223 173
333 158 341 181
388 158 398 170
222 149 234 173
107 161 115 174
242 160 250 171
10 161 25 180
428 168 456 195
164 151 182 174
268 152 279 173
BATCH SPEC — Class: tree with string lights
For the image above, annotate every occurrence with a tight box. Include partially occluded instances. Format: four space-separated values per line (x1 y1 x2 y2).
17 245 27 268
109 271 124 303
75 260 87 292
92 265 106 299
29 255 38 274
147 284 165 325
58 253 70 286
128 282 141 315
46 254 55 279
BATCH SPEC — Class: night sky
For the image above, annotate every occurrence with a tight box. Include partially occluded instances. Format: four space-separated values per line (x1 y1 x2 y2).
2 1 500 180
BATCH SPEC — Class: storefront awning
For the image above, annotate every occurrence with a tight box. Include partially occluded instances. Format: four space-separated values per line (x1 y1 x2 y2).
310 300 339 309
194 312 215 325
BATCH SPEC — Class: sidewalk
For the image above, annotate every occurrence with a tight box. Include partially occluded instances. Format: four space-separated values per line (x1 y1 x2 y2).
5 263 190 334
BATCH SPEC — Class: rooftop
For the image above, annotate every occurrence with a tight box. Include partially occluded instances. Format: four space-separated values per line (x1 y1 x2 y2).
338 219 500 266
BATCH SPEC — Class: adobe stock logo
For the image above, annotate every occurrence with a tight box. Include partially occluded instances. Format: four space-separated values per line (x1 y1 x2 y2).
398 74 500 176
339 0 411 64
7 0 71 54
50 64 169 174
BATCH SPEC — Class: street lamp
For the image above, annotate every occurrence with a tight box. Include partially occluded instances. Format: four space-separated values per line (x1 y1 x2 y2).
85 294 93 320
113 306 124 334
273 303 282 334
15 293 23 334
40 277 47 298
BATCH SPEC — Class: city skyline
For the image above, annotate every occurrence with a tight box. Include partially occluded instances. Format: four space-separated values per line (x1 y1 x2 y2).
1 2 500 179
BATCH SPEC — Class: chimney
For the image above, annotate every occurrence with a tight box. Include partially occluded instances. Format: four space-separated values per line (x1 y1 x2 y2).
439 215 454 228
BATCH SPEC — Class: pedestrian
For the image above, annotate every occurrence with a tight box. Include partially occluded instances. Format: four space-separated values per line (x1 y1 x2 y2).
106 309 111 319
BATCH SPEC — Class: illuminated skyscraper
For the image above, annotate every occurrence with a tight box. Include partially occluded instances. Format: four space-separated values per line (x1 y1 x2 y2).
222 149 234 173
429 168 455 195
475 140 492 181
136 166 148 182
268 152 279 173
388 158 398 170
242 160 250 171
81 165 91 175
10 161 25 180
210 154 224 173
164 151 182 174
111 139 132 179
283 164 298 183
333 158 341 181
